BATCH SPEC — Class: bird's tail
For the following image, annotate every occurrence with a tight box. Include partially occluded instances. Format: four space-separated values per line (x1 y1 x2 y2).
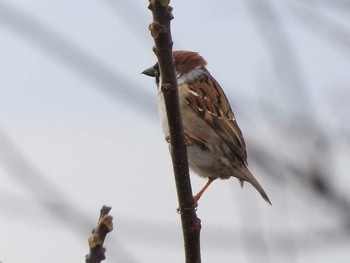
240 166 271 205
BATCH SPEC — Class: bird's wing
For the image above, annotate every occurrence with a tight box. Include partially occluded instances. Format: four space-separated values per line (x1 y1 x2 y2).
184 72 248 164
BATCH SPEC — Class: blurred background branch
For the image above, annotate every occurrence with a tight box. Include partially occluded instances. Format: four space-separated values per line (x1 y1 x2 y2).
0 0 349 262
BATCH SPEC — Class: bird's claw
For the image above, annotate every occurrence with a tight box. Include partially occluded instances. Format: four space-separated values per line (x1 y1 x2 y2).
165 135 171 143
176 201 198 214
165 134 192 146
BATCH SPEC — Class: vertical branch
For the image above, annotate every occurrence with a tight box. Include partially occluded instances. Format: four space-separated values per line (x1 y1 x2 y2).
147 1 201 262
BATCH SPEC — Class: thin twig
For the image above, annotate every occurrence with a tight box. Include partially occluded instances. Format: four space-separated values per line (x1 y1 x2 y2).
147 1 201 262
85 206 113 263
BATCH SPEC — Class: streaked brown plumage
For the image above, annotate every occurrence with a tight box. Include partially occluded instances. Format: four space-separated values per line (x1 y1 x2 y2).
142 51 271 205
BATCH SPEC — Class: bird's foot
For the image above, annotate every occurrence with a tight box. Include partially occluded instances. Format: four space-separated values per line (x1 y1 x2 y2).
176 199 198 214
165 133 192 146
165 135 171 143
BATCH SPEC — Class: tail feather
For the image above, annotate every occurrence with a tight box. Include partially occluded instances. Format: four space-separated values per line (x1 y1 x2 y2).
239 179 244 188
240 166 271 205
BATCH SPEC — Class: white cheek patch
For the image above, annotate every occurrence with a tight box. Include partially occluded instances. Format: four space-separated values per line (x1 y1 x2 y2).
159 77 162 91
177 67 205 85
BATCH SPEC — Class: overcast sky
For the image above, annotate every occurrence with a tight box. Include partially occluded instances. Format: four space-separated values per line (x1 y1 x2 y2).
1 1 350 262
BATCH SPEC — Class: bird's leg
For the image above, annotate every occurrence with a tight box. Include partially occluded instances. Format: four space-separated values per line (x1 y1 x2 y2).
193 177 217 207
176 178 216 213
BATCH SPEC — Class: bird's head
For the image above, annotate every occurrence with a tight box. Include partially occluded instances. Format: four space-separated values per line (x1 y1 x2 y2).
142 51 207 86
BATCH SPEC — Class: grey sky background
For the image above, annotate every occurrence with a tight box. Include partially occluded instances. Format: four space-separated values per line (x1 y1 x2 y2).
1 0 350 262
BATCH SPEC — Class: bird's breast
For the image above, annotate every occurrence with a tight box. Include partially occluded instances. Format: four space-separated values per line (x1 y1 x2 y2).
157 90 169 136
157 84 217 140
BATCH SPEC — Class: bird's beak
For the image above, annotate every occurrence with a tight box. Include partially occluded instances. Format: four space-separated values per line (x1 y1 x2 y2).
141 66 156 77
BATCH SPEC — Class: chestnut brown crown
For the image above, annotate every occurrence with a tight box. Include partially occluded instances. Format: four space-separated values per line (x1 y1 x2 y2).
141 51 207 79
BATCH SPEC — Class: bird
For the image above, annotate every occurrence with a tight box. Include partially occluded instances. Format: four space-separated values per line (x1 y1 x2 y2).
142 50 271 205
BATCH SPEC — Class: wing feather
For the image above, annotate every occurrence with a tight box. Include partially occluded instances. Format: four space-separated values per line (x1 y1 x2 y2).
184 71 248 164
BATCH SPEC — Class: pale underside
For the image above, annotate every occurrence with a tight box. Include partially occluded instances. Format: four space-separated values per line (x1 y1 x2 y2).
157 83 245 181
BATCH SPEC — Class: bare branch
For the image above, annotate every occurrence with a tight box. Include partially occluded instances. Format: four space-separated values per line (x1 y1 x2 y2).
147 1 201 262
85 206 113 263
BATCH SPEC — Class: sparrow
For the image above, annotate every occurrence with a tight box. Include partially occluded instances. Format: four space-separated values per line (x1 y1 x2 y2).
142 51 271 205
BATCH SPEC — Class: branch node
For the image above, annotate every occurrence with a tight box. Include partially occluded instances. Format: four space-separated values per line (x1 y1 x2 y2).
88 235 103 248
167 6 174 20
167 41 174 49
156 0 170 7
152 46 158 54
189 218 202 232
149 22 167 39
161 83 172 93
100 215 113 232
